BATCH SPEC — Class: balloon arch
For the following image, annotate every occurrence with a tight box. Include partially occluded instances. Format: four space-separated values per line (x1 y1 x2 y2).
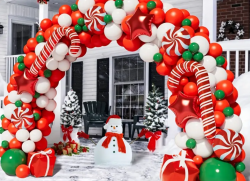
0 0 246 180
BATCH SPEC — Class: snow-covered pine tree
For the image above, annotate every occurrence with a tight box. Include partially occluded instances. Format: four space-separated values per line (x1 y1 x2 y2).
61 89 82 128
144 84 168 133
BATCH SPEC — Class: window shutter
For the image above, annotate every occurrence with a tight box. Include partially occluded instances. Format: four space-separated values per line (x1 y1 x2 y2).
149 62 165 95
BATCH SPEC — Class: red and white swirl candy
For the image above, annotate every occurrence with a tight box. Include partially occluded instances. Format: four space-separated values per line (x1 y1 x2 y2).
162 26 190 56
11 107 35 129
84 5 106 32
168 61 216 143
213 129 243 161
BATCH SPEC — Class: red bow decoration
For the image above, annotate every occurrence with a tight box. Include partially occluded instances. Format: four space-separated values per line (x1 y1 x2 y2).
61 125 73 142
138 128 149 138
77 131 90 139
145 131 162 152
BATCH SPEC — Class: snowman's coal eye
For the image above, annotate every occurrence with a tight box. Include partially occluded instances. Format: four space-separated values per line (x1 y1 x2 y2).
111 126 112 127
116 126 118 127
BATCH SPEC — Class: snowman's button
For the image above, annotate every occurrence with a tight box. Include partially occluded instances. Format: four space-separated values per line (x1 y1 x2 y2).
113 151 115 153
113 140 115 141
113 145 115 147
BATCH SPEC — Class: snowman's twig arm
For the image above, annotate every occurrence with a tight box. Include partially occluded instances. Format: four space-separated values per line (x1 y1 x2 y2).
130 137 139 145
90 138 97 145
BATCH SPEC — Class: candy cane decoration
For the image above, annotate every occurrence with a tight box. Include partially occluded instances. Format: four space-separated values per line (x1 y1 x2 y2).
168 61 216 142
29 27 81 77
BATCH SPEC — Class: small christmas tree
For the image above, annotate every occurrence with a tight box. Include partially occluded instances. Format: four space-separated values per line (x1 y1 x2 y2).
144 84 168 133
61 89 82 128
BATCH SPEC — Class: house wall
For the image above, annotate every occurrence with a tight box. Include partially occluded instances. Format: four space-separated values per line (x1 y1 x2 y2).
0 1 56 81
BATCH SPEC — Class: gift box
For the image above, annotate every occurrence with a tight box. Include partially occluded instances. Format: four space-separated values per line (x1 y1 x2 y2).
62 145 72 155
28 149 56 178
160 150 199 181
67 140 80 150
54 141 64 151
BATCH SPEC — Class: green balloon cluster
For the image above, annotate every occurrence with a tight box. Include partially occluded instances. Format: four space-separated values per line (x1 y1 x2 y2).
216 56 225 66
186 138 196 149
71 4 78 11
34 92 40 98
36 35 44 43
2 140 9 148
182 51 193 61
223 107 234 117
153 53 163 63
18 63 25 71
189 43 199 53
17 56 24 63
44 69 52 78
200 158 236 181
82 25 88 32
147 1 156 10
115 0 123 8
193 52 203 62
1 114 5 120
75 24 82 33
74 18 86 33
235 162 245 172
214 90 225 100
33 113 40 121
104 14 113 24
15 100 23 107
182 19 191 26
77 18 85 26
0 127 4 134
1 149 27 176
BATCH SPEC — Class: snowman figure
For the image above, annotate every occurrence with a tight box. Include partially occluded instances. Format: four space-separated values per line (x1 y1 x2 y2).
94 115 132 165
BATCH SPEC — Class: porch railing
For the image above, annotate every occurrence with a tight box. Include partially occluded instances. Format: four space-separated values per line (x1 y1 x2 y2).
4 54 24 82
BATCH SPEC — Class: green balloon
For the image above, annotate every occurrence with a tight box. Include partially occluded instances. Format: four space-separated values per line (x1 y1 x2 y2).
75 24 82 33
0 127 4 134
17 56 24 63
33 113 40 121
115 0 123 8
1 114 5 120
36 35 44 43
1 149 27 175
15 100 23 107
2 141 9 148
182 19 192 26
34 92 40 98
182 51 193 61
200 158 236 181
104 14 112 24
44 69 52 78
235 162 245 172
186 138 196 149
147 1 156 10
214 90 225 100
77 18 85 26
153 53 163 62
216 56 225 66
193 52 204 62
223 107 234 117
18 63 25 71
189 42 199 53
82 25 88 32
71 4 78 11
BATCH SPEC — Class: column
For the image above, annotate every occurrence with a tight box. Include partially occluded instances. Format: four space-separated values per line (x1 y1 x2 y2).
39 2 49 24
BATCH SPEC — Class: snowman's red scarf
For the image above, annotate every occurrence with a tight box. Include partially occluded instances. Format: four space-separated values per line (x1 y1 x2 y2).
102 133 126 153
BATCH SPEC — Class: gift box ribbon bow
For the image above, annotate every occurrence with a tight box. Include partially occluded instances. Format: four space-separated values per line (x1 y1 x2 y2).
61 125 73 142
28 150 53 177
161 150 194 181
145 131 161 152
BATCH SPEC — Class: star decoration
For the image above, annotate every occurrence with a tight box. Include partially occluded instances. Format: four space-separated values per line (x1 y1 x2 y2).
169 91 200 128
126 8 154 40
14 69 38 95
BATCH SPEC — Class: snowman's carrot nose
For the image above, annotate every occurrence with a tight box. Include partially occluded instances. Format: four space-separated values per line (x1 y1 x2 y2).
113 126 116 129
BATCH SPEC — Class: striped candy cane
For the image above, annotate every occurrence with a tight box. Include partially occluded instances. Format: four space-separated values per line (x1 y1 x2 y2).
29 27 80 77
168 61 216 143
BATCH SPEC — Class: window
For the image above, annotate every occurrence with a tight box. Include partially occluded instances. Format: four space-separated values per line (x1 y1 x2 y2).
149 62 165 95
113 55 145 119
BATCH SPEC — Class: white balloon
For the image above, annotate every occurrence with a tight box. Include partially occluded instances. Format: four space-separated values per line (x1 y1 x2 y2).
45 100 57 111
139 43 159 62
157 23 175 41
78 0 95 14
66 55 77 62
151 37 162 48
16 129 30 142
163 3 174 12
35 42 46 56
104 23 123 41
30 129 43 142
58 14 72 27
20 92 33 103
58 59 71 71
208 73 216 88
36 95 49 108
191 36 209 55
45 88 57 100
55 42 69 56
175 132 190 149
112 9 126 24
221 114 242 132
46 58 59 71
200 56 216 73
139 24 157 43
22 140 35 153
192 138 213 158
123 0 139 15
4 104 16 119
69 46 82 58
8 91 21 103
105 1 117 15
1 130 15 142
52 51 65 61
185 118 205 140
35 77 51 94
212 67 227 84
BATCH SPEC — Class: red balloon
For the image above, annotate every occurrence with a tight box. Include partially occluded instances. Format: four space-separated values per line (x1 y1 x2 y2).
4 96 11 106
24 52 36 69
153 0 163 9
13 63 24 75
44 28 52 41
42 110 55 123
181 9 190 18
37 118 49 131
139 0 150 2
182 26 195 38
165 8 184 26
186 15 200 30
0 146 7 157
169 94 177 105
208 43 223 58
236 172 246 181
2 118 11 130
50 24 60 33
222 58 228 69
180 77 189 86
214 99 230 112
7 83 17 93
121 15 132 36
216 80 234 97
95 0 108 3
52 14 59 25
78 45 87 57
226 70 235 82
71 10 84 25
40 18 52 31
59 5 72 15
27 38 38 52
50 69 65 82
16 164 30 178
35 137 48 151
196 26 209 36
156 62 172 76
22 103 32 110
41 126 51 137
163 53 179 66
231 102 241 116
100 34 111 46
136 3 148 14
8 123 18 135
50 81 59 88
23 45 30 54
117 33 126 47
214 111 225 127
9 138 22 149
226 87 238 104
33 108 42 116
79 32 91 45
91 35 102 47
36 30 44 37
183 82 198 96
150 8 165 25
86 41 95 49
123 36 142 52
10 74 18 85
193 155 203 165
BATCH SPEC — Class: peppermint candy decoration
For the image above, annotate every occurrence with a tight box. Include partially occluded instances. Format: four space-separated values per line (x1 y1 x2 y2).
84 6 106 32
11 107 35 129
162 27 190 56
213 129 243 161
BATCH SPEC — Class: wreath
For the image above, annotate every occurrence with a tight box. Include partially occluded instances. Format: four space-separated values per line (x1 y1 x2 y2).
37 0 49 4
218 20 244 41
